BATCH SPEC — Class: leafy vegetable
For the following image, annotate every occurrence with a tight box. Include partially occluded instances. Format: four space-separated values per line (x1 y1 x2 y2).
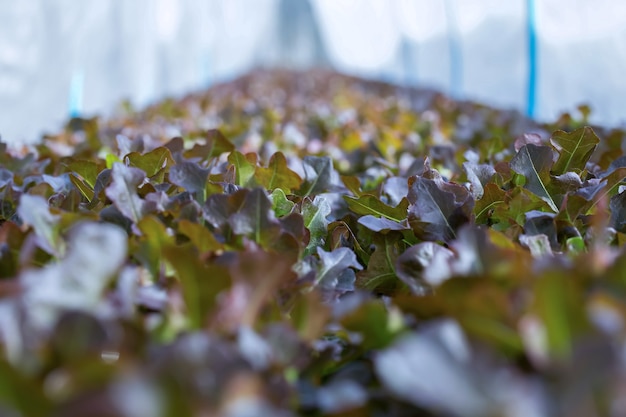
17 194 64 255
301 195 331 255
510 144 559 211
375 321 489 416
550 126 599 175
356 233 402 293
169 161 211 201
314 246 362 298
105 162 153 223
164 244 230 329
228 187 281 246
344 194 408 221
255 151 302 192
407 176 474 242
299 156 336 197
227 150 256 186
126 146 175 179
2 69 626 416
270 188 295 217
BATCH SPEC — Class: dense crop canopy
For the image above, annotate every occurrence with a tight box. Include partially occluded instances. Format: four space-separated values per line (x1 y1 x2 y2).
1 70 626 416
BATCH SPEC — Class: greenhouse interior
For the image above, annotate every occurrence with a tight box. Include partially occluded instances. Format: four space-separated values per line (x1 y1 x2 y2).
2 1 626 416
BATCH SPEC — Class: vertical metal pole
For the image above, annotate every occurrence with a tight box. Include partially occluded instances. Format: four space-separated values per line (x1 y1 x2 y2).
69 69 84 118
526 0 538 118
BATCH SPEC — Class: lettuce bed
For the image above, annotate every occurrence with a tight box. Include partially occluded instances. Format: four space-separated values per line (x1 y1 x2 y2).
2 70 626 416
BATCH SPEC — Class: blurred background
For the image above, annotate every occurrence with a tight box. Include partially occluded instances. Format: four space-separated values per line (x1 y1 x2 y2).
2 0 626 144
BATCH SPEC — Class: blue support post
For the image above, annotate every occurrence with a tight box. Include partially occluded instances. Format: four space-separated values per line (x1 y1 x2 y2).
69 69 84 118
526 0 538 118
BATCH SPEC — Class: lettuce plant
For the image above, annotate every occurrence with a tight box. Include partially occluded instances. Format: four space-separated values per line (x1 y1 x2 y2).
1 70 626 416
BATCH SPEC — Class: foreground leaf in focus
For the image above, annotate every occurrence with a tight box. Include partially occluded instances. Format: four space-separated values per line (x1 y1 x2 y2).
344 194 408 222
510 144 558 211
583 167 626 214
255 151 303 192
357 215 410 233
463 162 496 199
185 129 235 162
491 186 551 231
357 233 402 294
228 150 257 187
105 163 153 223
550 127 599 175
228 188 281 246
270 188 295 217
65 159 101 188
203 189 248 230
299 156 334 197
302 196 331 256
125 146 175 179
474 183 506 224
169 161 211 201
407 176 474 242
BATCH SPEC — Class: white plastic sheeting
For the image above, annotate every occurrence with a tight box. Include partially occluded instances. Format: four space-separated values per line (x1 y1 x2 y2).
1 0 626 144
0 0 279 143
312 0 626 125
312 0 400 74
534 1 626 126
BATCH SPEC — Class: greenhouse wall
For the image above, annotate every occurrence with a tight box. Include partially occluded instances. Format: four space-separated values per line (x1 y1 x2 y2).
1 0 626 143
